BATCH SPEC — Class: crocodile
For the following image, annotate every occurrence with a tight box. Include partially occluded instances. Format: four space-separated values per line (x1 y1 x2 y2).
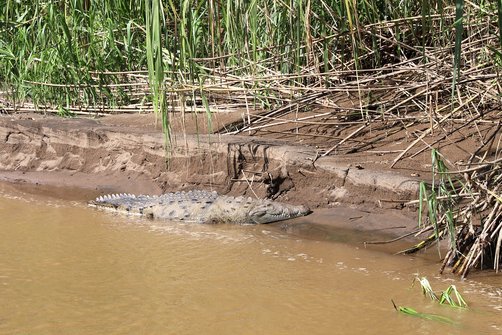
89 190 311 224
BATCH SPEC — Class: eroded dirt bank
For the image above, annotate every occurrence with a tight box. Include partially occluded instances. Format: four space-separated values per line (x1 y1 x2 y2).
0 112 421 203
0 112 421 233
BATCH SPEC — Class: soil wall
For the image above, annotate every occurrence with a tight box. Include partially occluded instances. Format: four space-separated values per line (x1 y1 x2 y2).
0 113 420 209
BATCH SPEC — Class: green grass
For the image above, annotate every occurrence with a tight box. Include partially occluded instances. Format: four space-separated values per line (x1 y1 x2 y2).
414 149 459 254
392 300 455 324
408 146 501 277
415 277 468 308
392 277 468 325
2 1 500 118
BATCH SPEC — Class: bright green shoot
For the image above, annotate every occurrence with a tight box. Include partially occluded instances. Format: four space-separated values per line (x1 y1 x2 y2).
439 285 468 308
416 149 459 253
392 277 469 325
415 277 468 308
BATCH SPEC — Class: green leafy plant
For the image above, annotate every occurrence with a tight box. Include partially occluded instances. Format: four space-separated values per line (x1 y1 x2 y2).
404 146 501 277
415 276 468 308
439 285 468 308
392 276 468 325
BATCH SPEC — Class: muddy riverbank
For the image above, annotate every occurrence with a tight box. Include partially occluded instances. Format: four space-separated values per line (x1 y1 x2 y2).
0 111 425 233
0 112 421 199
1 111 501 278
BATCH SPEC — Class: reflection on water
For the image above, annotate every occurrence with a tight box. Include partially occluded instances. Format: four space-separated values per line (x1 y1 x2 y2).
0 184 500 335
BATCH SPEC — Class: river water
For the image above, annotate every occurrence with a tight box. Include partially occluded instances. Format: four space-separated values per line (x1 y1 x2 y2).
0 183 501 334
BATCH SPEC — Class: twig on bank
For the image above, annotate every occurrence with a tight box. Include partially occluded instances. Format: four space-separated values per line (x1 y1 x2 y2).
364 228 422 245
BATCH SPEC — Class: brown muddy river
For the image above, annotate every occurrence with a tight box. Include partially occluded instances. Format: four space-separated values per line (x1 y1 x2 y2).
0 183 501 334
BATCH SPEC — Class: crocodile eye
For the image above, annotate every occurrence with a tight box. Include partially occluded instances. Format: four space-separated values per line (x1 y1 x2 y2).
266 203 276 210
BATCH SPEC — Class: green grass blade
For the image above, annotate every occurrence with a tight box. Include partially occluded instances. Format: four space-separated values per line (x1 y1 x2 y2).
439 285 468 308
392 300 455 324
497 0 502 47
451 0 464 99
418 181 428 229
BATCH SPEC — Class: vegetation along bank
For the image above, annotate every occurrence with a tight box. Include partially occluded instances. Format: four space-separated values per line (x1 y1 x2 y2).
0 1 500 277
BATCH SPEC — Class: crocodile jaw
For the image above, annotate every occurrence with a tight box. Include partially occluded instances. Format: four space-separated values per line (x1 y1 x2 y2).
248 203 311 224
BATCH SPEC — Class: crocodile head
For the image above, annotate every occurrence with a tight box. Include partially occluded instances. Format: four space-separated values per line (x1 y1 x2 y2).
247 201 311 224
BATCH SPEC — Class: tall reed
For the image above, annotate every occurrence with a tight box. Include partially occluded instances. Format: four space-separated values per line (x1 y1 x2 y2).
4 1 500 112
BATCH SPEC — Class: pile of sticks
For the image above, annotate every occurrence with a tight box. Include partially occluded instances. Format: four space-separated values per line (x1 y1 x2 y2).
441 148 501 278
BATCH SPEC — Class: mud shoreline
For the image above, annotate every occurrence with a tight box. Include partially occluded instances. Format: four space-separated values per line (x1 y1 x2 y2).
0 111 422 237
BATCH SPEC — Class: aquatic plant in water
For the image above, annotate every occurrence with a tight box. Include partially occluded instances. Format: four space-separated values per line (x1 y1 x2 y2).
392 276 468 324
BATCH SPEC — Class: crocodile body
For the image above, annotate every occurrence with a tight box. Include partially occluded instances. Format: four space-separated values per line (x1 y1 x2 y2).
89 190 311 224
